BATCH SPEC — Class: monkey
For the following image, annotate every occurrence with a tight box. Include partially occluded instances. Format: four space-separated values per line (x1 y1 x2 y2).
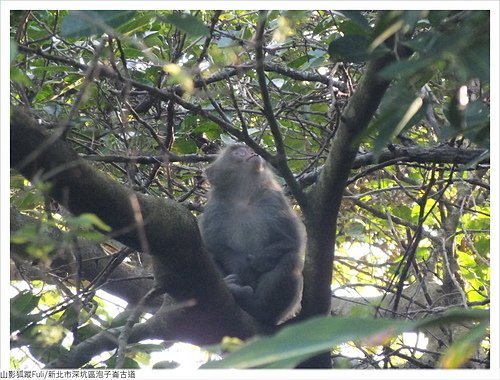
198 144 304 325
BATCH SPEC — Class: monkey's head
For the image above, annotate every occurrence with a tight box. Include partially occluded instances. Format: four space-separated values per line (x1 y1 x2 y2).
204 144 268 189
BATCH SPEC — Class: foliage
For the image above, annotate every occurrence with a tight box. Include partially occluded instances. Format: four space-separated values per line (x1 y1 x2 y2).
203 309 489 368
9 9 490 370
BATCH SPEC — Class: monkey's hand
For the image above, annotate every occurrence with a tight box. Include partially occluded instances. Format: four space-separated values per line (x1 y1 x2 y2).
224 274 254 298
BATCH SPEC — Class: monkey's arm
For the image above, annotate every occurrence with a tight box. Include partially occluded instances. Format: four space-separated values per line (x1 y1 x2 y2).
247 199 304 273
248 238 300 273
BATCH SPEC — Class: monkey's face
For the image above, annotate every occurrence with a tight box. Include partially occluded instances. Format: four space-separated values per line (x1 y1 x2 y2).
230 145 263 172
205 144 265 186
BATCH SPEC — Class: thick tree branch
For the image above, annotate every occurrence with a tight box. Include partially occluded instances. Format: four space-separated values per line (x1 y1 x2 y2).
300 14 417 329
301 53 397 321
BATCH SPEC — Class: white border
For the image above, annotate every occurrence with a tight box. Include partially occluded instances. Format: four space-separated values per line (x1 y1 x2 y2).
488 0 500 376
1 2 499 379
1 1 499 11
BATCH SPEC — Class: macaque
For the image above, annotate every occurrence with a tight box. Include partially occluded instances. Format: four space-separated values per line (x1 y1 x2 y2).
198 144 304 325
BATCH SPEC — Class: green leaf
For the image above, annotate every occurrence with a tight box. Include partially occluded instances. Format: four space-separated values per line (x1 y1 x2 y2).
104 356 141 369
60 307 79 329
475 237 490 256
438 323 489 368
11 224 56 259
427 11 454 27
367 86 425 159
392 205 413 222
442 99 490 148
416 308 489 329
153 360 180 369
337 19 369 36
10 291 41 332
143 32 162 48
378 57 435 82
69 213 112 232
202 309 489 369
10 174 27 190
328 34 371 63
77 323 103 341
287 55 309 69
116 12 154 35
161 12 209 37
337 11 371 33
328 34 388 63
194 122 223 139
33 83 55 104
344 221 365 239
11 291 41 316
61 10 137 38
203 316 409 368
10 39 18 62
172 137 198 154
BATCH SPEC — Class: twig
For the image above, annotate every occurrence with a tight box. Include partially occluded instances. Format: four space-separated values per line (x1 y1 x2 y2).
115 286 163 368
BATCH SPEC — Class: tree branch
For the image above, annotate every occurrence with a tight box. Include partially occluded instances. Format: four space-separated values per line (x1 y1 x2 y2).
295 145 489 189
255 12 285 154
17 44 344 92
254 11 307 207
